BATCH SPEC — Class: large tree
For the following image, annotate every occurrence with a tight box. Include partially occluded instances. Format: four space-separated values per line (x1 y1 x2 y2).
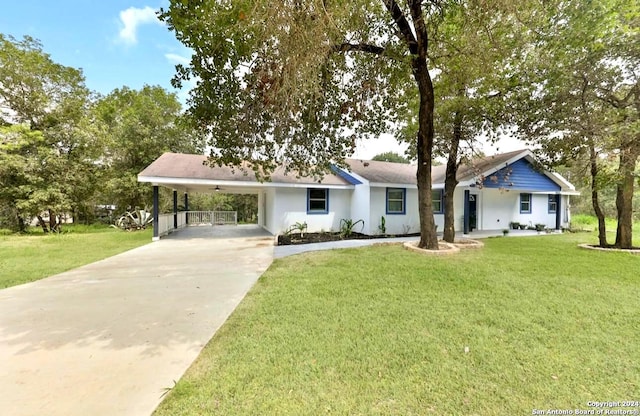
0 34 94 232
395 2 523 242
94 85 205 212
160 0 495 249
512 0 639 248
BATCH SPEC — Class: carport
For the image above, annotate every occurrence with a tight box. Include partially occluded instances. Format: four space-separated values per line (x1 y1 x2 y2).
138 153 270 241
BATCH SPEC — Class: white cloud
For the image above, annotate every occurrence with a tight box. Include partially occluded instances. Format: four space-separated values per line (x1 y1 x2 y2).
165 53 190 65
117 6 162 45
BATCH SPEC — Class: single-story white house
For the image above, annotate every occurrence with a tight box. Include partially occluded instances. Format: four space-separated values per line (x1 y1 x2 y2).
138 149 578 240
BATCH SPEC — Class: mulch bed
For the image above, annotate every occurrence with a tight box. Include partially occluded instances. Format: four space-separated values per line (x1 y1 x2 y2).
277 232 420 246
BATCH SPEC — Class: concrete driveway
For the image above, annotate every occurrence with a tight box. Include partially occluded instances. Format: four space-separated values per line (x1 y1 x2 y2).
0 226 273 416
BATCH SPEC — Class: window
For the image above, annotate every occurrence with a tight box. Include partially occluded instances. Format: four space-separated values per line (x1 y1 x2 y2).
520 193 532 214
307 188 328 214
548 195 557 213
386 188 406 214
432 190 443 214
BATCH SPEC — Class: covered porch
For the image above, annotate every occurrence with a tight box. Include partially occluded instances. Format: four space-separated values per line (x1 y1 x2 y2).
148 186 268 241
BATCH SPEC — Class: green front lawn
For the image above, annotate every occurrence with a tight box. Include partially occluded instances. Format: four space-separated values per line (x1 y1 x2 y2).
0 225 151 289
155 233 639 415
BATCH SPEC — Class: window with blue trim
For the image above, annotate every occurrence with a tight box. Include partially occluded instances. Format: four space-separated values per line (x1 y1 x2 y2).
520 193 532 214
548 195 557 213
432 190 444 214
386 188 406 214
307 188 328 214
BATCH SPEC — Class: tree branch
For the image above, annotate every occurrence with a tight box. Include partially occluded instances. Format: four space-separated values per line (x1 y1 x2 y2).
332 43 385 55
383 0 418 54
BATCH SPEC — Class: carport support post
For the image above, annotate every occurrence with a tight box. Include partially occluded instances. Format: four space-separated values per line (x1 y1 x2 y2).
184 193 189 225
463 190 470 235
173 190 178 230
555 194 562 231
152 186 159 241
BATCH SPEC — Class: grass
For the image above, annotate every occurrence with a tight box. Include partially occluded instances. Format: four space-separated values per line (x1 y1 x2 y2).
154 232 639 415
571 213 640 236
0 224 151 289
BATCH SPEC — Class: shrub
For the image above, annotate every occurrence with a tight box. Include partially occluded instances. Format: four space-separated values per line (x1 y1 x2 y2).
339 219 364 238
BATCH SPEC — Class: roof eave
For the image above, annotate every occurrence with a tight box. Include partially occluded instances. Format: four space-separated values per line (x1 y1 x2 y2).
137 175 354 190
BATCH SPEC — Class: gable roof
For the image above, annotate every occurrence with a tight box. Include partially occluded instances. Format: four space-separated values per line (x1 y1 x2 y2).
138 149 576 192
344 149 531 185
453 149 526 183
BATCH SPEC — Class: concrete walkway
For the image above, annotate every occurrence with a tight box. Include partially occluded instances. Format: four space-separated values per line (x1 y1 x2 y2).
0 228 273 416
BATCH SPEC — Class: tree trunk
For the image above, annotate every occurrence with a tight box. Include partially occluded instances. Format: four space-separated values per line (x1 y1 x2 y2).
36 215 49 233
443 112 462 243
49 209 60 233
614 145 638 249
589 144 608 247
16 215 26 233
410 12 438 249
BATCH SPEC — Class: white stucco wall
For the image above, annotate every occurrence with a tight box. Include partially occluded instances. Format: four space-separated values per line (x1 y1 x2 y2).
513 193 558 229
263 183 572 237
476 188 517 230
350 182 371 234
476 188 559 230
263 187 278 234
437 188 466 232
369 187 420 235
268 187 352 234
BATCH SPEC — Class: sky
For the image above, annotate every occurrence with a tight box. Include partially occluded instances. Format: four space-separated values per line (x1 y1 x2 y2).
1 1 524 159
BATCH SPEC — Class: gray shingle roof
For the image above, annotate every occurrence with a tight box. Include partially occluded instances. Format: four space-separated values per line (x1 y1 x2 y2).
139 150 530 187
345 149 527 185
344 159 418 184
138 153 352 186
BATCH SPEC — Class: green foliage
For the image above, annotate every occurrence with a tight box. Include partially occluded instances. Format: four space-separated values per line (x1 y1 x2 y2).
371 152 409 164
94 85 206 212
0 34 88 130
285 222 308 238
0 35 100 232
159 1 410 178
509 0 640 247
181 193 258 223
378 215 386 235
339 218 365 238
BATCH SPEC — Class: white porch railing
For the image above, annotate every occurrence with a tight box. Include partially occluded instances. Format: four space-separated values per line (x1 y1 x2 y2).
187 211 238 226
158 214 173 236
158 212 188 236
156 211 237 238
177 211 186 228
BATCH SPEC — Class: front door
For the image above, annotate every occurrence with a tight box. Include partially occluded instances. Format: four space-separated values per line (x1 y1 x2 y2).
469 194 477 231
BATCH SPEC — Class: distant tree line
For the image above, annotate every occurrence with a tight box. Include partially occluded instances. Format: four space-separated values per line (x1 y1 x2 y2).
0 34 206 232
